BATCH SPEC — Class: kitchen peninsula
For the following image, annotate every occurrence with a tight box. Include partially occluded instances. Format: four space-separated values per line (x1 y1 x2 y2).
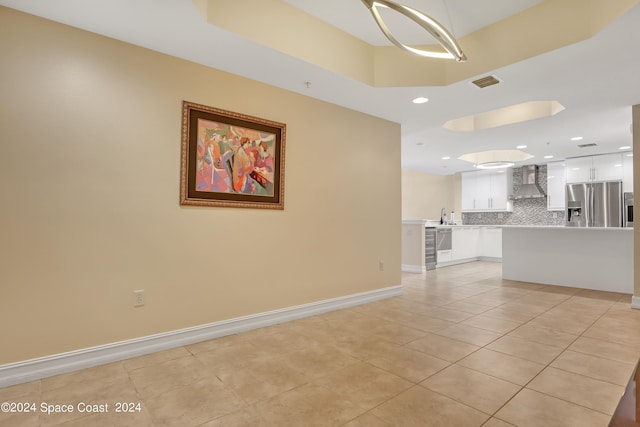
502 226 633 294
402 221 633 295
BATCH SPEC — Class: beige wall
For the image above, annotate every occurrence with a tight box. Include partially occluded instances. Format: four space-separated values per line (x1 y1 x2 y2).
0 8 401 364
401 223 426 269
401 169 459 221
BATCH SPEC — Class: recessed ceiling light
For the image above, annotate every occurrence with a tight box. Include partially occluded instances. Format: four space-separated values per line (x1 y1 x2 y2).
615 164 622 167
544 155 554 159
416 142 424 146
441 156 450 160
570 136 583 141
619 146 631 150
412 97 429 104
627 153 634 157
516 145 527 149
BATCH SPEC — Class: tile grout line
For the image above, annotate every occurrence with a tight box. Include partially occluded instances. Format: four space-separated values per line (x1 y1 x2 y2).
366 269 632 424
402 269 628 423
485 298 621 421
383 274 576 423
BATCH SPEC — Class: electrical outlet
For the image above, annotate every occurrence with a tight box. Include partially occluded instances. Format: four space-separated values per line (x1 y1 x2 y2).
379 261 384 271
134 290 145 307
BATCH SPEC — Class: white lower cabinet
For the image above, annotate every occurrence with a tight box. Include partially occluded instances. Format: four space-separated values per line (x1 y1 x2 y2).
437 250 452 263
439 226 502 267
480 227 502 259
452 227 479 261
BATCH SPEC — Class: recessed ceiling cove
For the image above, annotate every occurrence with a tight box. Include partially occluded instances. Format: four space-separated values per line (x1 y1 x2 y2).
458 150 534 167
443 101 565 132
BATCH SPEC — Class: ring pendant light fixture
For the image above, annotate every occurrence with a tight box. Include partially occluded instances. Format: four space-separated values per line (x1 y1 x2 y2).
361 0 467 62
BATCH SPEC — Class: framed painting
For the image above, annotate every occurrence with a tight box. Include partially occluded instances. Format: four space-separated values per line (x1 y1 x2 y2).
180 101 286 209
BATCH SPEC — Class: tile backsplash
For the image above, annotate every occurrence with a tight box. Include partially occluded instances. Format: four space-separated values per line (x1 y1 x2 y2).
462 165 566 226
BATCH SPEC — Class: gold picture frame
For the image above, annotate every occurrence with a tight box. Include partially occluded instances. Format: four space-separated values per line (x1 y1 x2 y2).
180 101 286 209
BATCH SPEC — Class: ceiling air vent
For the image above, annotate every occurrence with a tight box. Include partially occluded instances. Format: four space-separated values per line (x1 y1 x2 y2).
471 75 500 89
578 143 597 148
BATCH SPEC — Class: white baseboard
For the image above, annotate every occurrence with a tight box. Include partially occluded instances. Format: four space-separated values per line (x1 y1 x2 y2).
437 257 502 268
631 296 640 310
0 285 402 388
436 258 475 268
401 264 426 273
477 256 502 263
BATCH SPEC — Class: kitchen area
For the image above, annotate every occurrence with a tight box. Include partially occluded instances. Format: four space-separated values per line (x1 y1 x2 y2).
402 151 634 295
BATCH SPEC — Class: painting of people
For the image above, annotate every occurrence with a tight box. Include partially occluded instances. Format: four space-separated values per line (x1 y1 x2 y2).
195 119 277 196
180 101 285 209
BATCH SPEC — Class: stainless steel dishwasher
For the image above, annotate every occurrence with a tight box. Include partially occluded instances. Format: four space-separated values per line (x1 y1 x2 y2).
436 227 452 265
425 227 436 270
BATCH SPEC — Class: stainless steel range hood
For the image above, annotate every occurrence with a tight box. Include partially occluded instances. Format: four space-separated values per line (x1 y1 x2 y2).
512 165 546 199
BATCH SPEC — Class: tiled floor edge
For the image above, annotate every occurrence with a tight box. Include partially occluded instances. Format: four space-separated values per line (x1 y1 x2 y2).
0 285 403 388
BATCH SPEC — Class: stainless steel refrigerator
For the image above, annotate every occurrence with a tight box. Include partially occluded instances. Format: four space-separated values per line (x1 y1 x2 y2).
566 181 623 227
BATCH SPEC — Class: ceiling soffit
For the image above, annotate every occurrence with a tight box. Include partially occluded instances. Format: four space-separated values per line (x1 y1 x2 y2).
195 0 639 88
443 101 565 132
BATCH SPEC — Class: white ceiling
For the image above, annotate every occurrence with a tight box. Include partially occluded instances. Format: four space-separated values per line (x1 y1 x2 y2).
1 0 639 175
286 0 544 45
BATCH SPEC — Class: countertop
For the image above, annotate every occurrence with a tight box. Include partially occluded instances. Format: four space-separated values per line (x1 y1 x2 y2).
432 224 505 228
401 220 633 231
440 225 633 231
501 225 633 231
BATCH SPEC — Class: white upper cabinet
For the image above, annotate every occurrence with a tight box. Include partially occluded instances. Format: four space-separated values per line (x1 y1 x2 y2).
592 153 624 181
489 171 511 210
564 157 592 183
565 153 623 183
473 172 492 210
461 172 478 211
461 169 513 212
546 161 566 211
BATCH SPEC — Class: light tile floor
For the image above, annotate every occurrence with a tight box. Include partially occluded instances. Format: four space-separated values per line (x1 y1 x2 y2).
1 261 639 426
